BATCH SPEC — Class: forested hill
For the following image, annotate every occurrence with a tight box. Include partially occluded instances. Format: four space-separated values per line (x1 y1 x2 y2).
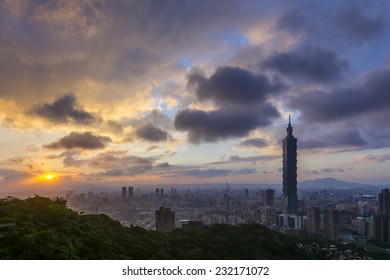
0 196 320 260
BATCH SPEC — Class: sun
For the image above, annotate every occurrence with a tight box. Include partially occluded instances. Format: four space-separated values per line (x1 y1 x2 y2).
40 172 58 181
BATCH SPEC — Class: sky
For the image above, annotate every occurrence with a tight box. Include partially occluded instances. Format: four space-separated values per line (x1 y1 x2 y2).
1 0 390 192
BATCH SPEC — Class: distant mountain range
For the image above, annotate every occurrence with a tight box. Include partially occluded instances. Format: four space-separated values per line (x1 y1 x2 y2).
297 177 375 190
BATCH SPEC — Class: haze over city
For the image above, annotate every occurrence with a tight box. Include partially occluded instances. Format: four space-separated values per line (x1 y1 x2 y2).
1 0 390 192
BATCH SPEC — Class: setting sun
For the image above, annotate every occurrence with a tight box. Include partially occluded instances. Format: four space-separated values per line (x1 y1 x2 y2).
40 172 58 181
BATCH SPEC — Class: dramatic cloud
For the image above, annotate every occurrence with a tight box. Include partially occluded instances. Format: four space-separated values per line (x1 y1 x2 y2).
30 94 96 124
239 137 267 148
290 68 390 122
175 104 279 143
299 129 366 150
47 151 87 167
136 123 169 142
44 132 111 150
276 9 308 34
188 66 283 106
89 151 154 176
263 46 348 82
336 7 385 41
2 1 390 186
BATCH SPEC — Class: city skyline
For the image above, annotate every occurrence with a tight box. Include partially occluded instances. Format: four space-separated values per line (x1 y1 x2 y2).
1 1 390 192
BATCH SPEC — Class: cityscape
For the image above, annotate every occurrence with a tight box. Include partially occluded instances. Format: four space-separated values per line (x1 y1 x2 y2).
51 119 389 259
1 0 390 262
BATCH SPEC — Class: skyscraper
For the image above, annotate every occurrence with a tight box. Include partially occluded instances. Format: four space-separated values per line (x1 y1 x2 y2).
265 189 274 207
307 207 321 238
324 209 339 241
121 187 127 202
155 206 175 232
378 188 390 215
128 186 134 201
374 188 390 244
282 115 298 214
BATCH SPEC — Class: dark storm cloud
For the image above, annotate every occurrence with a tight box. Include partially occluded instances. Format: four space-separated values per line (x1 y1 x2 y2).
187 66 283 106
262 46 348 83
239 137 267 148
290 68 390 122
136 123 169 142
174 104 279 143
31 94 96 124
336 7 385 41
276 9 308 34
44 132 111 150
299 129 365 150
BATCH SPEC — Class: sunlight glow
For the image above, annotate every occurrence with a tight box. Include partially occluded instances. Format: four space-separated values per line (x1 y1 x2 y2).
40 172 58 181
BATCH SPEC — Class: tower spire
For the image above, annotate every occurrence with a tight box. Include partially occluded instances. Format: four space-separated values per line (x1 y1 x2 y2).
287 115 293 136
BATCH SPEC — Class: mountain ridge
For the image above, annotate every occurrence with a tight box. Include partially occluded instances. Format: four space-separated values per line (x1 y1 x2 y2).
298 177 374 190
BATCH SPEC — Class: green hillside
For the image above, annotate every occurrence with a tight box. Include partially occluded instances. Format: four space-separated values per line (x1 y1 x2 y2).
0 196 321 260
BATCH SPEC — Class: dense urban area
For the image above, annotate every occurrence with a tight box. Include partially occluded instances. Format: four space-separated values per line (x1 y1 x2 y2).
56 179 389 258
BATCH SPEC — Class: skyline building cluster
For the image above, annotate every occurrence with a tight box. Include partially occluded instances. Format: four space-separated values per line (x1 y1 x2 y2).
121 186 134 202
135 116 388 245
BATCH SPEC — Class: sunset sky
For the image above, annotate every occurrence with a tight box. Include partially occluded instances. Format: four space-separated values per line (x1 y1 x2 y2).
1 0 390 192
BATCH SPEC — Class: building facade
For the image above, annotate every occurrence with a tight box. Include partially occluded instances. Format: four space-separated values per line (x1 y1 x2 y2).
378 188 390 215
307 207 321 238
324 209 339 241
121 187 127 202
374 188 390 244
155 206 175 232
282 116 298 214
265 189 274 207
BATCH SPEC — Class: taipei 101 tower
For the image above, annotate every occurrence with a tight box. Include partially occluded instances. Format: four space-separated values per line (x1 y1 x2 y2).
282 115 298 214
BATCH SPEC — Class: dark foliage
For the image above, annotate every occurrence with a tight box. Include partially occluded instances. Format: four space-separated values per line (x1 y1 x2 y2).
0 196 319 260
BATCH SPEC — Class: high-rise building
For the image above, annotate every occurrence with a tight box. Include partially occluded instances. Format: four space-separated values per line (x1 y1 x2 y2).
265 189 274 207
156 188 160 199
378 188 390 215
324 209 339 241
155 206 175 232
307 207 321 237
128 186 134 200
374 188 390 244
282 115 298 214
121 187 127 202
373 214 390 244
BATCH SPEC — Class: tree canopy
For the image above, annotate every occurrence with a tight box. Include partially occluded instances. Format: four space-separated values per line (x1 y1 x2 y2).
0 196 320 260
